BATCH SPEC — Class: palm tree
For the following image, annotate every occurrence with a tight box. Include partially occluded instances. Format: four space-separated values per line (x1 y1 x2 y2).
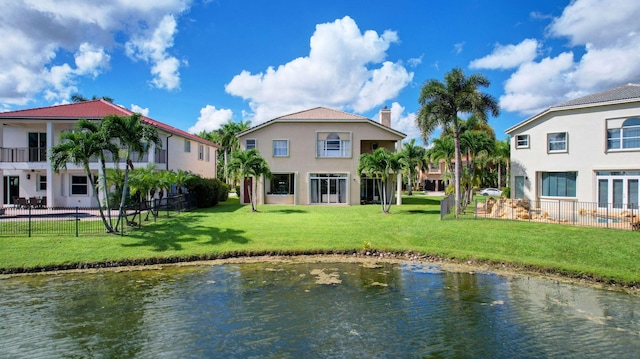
460 130 495 203
105 113 162 229
50 128 115 232
227 149 271 212
358 148 402 213
212 120 252 184
416 67 499 217
493 138 510 188
71 94 114 103
426 136 456 185
400 139 426 195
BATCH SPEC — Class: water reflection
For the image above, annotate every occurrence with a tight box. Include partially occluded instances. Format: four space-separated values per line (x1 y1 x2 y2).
0 262 638 358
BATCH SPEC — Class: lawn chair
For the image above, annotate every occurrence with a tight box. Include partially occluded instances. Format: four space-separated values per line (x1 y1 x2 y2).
29 197 38 208
17 197 28 209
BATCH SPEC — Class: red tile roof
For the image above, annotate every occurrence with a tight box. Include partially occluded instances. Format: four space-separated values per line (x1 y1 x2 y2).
0 100 219 148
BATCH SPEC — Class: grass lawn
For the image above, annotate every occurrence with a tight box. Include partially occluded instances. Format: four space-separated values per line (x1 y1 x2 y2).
1 196 639 286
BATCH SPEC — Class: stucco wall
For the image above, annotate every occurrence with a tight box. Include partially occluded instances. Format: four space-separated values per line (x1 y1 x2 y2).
509 102 640 202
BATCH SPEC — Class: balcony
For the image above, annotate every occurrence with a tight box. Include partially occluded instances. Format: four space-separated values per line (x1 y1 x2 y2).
1 147 47 162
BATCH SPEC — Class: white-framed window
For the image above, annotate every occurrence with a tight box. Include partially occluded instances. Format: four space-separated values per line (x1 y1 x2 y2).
70 175 88 195
316 132 351 158
428 163 441 173
246 139 256 150
38 175 46 191
206 147 210 162
184 139 191 153
607 117 640 150
516 134 529 149
547 132 567 153
273 140 289 157
597 171 640 209
198 144 204 160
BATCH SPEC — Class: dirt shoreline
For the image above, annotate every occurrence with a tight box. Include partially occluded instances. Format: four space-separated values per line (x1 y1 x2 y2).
2 252 638 296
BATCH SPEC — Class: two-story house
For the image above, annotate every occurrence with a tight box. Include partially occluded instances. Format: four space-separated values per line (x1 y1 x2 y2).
505 83 640 209
0 100 219 208
236 107 406 206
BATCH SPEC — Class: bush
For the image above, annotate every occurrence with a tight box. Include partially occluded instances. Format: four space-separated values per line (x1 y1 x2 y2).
218 181 230 202
186 176 217 208
502 186 511 198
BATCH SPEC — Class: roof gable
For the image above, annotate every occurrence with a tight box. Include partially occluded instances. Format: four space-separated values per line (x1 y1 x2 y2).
505 83 640 134
238 106 406 138
0 100 219 148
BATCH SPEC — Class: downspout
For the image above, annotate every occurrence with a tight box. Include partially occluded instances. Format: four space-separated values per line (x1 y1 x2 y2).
166 133 173 170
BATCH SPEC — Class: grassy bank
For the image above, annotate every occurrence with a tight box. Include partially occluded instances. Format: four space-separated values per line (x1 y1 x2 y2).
1 196 639 286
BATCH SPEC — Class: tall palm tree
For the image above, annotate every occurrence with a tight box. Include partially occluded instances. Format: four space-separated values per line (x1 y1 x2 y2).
416 67 499 217
358 148 402 213
460 130 495 203
71 94 114 103
105 113 162 229
426 135 456 185
400 139 426 195
50 128 115 232
227 149 271 212
213 120 252 184
493 138 510 188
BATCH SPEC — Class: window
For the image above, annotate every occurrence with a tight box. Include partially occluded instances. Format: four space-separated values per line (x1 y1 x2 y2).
246 139 256 150
38 175 46 191
310 173 348 204
273 140 289 157
547 132 567 152
198 144 204 160
596 171 640 209
428 163 440 173
317 132 351 158
541 172 576 197
28 132 47 162
184 140 191 153
206 147 210 162
71 175 88 195
516 134 529 149
268 173 295 194
607 118 640 150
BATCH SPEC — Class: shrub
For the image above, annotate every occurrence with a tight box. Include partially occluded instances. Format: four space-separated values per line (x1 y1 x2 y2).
502 186 511 198
218 181 230 202
186 176 217 208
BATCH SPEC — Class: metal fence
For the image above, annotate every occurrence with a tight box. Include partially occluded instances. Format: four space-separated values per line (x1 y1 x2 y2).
440 194 455 220
0 194 196 237
471 197 640 230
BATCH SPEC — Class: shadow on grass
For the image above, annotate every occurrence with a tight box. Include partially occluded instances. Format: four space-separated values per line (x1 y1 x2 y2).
124 214 249 251
401 196 442 206
400 209 441 215
268 209 308 214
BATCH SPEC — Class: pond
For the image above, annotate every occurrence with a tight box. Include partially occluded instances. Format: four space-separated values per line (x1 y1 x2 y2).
0 260 638 358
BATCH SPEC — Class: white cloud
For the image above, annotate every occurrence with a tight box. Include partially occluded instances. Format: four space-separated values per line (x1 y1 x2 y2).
0 0 189 106
388 102 421 143
487 0 640 115
225 16 413 123
469 39 539 70
126 15 182 90
188 105 234 134
130 104 150 116
453 42 465 55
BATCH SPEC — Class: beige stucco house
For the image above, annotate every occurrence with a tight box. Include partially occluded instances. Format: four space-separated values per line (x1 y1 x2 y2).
0 100 219 208
236 107 406 205
505 83 640 209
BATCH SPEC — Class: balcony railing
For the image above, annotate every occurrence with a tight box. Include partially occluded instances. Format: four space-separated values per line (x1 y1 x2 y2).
1 148 47 162
1 148 167 164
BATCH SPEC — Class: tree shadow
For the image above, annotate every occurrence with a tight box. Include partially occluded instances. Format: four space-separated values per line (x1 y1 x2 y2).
268 209 308 214
123 215 249 251
402 196 442 206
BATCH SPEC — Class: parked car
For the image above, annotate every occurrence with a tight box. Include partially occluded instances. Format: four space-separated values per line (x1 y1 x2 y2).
479 188 502 196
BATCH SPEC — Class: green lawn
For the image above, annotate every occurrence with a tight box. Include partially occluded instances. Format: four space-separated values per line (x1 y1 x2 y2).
1 196 639 286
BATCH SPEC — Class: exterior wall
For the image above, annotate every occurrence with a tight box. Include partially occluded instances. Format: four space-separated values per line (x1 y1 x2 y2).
509 102 640 203
239 121 404 205
165 134 217 178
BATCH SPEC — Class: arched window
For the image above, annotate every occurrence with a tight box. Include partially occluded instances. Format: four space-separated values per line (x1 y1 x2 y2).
608 117 640 150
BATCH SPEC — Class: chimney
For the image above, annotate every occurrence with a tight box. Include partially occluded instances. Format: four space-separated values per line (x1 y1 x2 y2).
379 106 391 127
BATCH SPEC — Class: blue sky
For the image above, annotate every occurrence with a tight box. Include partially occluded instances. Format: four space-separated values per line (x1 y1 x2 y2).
2 0 640 144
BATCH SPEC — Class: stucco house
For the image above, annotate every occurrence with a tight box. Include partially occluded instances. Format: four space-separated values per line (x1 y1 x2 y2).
0 100 219 208
505 83 640 209
236 107 406 205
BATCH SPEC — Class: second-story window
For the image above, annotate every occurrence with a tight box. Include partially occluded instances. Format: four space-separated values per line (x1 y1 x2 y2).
246 139 256 150
184 139 191 153
547 132 567 153
273 140 289 157
28 132 47 162
516 134 529 149
317 132 351 158
198 144 204 160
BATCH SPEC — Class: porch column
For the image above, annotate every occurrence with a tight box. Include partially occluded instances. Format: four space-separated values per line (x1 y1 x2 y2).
0 122 3 205
396 140 402 205
46 122 54 207
148 143 156 164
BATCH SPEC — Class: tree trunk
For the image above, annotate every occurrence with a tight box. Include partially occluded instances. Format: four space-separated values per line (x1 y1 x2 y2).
99 156 112 228
497 162 502 188
407 170 413 196
224 149 229 184
85 164 113 233
453 130 462 218
115 154 131 231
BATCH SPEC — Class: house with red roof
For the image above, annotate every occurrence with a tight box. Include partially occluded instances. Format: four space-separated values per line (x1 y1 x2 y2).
0 100 219 208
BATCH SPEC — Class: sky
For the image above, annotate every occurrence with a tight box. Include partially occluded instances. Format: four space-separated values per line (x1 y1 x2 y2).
2 0 640 144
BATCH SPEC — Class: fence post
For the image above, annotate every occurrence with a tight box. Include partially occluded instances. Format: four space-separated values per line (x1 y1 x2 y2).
75 207 79 237
558 200 561 224
28 205 32 238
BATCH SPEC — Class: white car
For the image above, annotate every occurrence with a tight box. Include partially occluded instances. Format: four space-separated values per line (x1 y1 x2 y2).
479 188 502 196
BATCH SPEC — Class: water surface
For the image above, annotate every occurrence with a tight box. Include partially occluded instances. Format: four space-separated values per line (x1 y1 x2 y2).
0 261 638 358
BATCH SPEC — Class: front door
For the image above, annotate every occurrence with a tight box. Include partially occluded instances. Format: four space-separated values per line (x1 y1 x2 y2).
243 177 253 204
3 176 19 205
514 176 525 199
